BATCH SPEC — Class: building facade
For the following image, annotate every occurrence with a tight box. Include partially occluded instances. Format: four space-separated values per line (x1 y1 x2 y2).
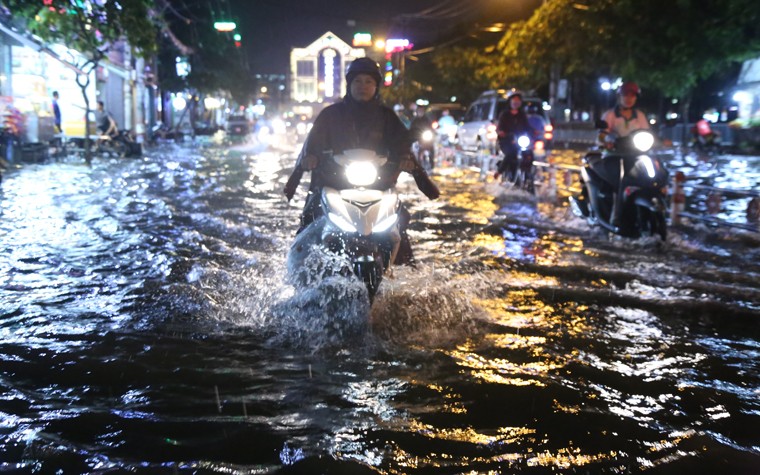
290 31 365 105
0 19 149 143
735 58 760 124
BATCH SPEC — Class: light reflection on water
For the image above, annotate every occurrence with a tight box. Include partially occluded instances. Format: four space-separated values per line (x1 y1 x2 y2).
0 144 758 473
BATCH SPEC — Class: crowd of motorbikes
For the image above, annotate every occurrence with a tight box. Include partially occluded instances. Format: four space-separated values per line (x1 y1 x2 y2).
286 107 678 304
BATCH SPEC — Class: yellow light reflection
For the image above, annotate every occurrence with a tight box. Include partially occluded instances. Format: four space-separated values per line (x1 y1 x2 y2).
409 419 535 445
526 447 618 468
447 191 499 224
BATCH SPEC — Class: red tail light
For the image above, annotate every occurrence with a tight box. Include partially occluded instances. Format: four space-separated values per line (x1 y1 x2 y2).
544 124 553 141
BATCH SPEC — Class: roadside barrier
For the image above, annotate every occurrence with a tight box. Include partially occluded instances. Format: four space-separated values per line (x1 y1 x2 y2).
672 176 760 230
670 171 687 225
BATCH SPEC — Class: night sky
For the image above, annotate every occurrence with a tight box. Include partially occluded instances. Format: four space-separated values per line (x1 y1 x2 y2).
228 0 542 74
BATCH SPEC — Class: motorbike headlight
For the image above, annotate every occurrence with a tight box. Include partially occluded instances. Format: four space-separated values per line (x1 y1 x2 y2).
373 213 398 233
328 212 357 233
632 131 654 152
345 161 379 187
422 130 434 142
517 135 531 149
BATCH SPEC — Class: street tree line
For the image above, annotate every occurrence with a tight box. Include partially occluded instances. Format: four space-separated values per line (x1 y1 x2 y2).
422 0 760 118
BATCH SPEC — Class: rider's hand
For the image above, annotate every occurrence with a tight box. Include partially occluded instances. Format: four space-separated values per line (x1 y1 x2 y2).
284 169 302 202
284 182 297 202
399 156 418 172
301 154 319 170
493 171 501 180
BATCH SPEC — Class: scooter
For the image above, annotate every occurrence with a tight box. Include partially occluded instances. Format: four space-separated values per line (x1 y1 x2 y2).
497 134 538 193
287 150 402 303
412 128 436 172
569 124 669 240
689 119 722 155
94 129 136 157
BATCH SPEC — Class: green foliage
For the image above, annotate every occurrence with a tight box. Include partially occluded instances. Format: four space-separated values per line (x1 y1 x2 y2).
429 0 760 102
430 46 502 104
3 0 158 58
155 1 252 103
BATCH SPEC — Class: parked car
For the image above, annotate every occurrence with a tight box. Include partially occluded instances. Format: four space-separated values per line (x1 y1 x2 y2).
457 90 553 155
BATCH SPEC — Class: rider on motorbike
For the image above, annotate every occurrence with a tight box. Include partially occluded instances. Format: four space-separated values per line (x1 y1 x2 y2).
494 90 533 181
599 81 649 148
408 106 436 169
573 81 654 227
283 57 439 265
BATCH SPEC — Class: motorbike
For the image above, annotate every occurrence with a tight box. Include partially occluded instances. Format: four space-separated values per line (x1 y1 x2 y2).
689 119 722 155
412 128 436 171
287 150 402 303
497 133 538 193
94 129 139 157
569 124 669 240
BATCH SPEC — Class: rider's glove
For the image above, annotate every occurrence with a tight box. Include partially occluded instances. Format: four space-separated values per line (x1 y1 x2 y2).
284 167 303 202
399 155 418 172
301 154 319 170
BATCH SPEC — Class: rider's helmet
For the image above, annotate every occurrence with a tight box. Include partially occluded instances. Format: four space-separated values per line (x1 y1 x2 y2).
618 81 641 96
346 57 382 87
506 89 523 101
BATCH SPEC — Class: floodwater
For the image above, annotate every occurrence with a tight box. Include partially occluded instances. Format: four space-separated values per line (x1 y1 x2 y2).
0 139 758 474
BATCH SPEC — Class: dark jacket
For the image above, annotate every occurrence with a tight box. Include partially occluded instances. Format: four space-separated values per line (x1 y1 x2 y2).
294 95 412 192
496 109 532 142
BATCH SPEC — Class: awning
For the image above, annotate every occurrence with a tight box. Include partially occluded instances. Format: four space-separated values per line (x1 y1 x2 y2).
0 21 86 75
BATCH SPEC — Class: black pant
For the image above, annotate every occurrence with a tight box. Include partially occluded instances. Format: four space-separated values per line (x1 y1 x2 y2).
498 140 519 180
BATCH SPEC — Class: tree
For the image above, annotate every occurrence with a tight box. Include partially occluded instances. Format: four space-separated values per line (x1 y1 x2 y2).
155 0 252 109
4 0 159 163
430 45 503 105
495 0 760 119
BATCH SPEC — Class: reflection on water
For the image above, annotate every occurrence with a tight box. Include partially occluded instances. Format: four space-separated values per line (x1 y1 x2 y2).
0 145 758 473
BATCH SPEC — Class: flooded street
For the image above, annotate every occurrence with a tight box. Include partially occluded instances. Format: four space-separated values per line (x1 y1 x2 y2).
1 140 758 474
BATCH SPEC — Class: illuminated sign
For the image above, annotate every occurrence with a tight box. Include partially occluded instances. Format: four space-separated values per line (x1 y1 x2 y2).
385 39 412 53
353 33 372 47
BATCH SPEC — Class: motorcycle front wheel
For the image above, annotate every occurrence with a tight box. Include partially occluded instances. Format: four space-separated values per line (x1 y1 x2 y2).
353 260 384 303
636 206 667 241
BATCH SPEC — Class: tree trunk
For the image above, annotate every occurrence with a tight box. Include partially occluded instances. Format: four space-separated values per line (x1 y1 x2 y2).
76 64 95 165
